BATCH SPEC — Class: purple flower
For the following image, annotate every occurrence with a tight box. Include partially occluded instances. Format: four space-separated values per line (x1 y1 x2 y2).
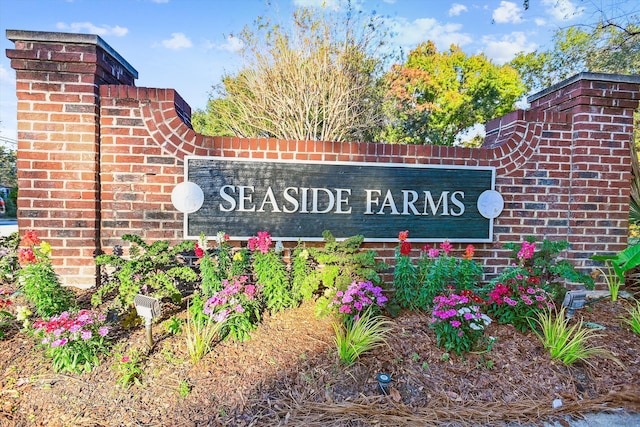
98 326 110 337
450 320 462 328
81 330 92 340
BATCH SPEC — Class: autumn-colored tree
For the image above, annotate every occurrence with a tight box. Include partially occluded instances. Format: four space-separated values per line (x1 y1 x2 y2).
194 5 391 142
381 41 525 146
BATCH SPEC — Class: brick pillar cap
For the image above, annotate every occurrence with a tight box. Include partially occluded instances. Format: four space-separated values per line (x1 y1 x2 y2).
528 72 640 103
6 29 138 79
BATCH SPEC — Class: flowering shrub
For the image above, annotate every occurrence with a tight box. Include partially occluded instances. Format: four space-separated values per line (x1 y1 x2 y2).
16 230 75 317
197 232 251 297
203 275 262 342
502 238 594 296
249 231 294 313
430 292 492 355
329 280 388 322
393 231 483 310
483 272 555 332
32 309 111 373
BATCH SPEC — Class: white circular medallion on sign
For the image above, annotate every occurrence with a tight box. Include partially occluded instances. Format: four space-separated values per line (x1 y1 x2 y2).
171 181 204 213
477 190 504 219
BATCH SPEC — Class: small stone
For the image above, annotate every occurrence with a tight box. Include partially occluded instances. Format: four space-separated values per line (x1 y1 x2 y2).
553 398 563 409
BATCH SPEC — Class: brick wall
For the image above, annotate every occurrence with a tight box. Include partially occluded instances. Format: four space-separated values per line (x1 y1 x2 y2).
7 30 640 288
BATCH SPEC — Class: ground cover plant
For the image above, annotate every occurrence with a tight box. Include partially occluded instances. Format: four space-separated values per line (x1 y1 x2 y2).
0 230 639 426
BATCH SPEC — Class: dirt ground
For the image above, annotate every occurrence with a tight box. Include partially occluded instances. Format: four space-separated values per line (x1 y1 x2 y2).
1 289 639 427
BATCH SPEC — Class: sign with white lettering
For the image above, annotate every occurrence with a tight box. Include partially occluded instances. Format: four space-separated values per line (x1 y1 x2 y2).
182 157 500 242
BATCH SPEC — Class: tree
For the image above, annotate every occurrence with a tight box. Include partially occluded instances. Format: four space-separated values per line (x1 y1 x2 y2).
0 145 16 188
381 41 525 146
195 5 391 142
511 24 640 92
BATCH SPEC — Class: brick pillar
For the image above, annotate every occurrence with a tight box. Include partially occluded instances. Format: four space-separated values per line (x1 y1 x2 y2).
6 30 137 288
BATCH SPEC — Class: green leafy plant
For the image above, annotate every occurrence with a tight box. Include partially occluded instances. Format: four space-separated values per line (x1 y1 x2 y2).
591 244 640 301
533 307 620 367
504 238 594 296
197 232 250 297
16 230 75 317
249 231 294 313
429 291 492 355
163 316 182 335
333 309 392 366
113 350 145 388
185 303 224 363
393 232 483 310
32 309 112 374
302 231 387 315
93 234 198 310
622 301 640 336
178 379 191 398
202 275 261 342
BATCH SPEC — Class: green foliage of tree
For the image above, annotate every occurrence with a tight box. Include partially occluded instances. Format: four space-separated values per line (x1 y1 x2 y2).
0 146 16 188
197 4 391 142
511 24 640 92
381 41 525 146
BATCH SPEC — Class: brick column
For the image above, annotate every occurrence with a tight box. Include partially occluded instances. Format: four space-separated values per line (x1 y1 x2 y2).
6 30 137 288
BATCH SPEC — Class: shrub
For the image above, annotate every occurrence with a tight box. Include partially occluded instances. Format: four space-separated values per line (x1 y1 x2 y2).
32 309 112 373
249 231 294 313
93 234 198 310
429 291 492 355
202 275 261 342
329 280 388 323
16 230 75 317
393 231 483 310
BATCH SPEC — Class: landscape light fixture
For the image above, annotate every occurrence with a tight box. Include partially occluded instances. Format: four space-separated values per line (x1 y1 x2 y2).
377 373 391 395
562 290 586 318
134 294 161 347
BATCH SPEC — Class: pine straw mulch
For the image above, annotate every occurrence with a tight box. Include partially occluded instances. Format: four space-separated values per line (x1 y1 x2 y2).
1 291 639 427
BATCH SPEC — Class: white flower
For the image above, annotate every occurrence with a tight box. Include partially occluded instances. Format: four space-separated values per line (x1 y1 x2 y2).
274 241 284 254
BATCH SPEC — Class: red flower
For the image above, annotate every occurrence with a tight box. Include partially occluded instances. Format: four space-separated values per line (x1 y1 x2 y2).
400 241 412 256
18 247 37 265
20 230 41 247
194 243 204 258
398 230 409 241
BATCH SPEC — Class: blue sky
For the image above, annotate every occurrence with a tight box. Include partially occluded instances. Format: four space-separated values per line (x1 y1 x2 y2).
0 0 634 144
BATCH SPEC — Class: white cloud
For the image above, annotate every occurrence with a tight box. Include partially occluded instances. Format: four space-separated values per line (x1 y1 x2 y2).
492 1 523 24
482 32 537 64
542 0 585 21
219 35 244 52
161 33 192 50
56 22 128 36
534 18 546 26
391 17 473 51
293 0 342 9
449 3 468 17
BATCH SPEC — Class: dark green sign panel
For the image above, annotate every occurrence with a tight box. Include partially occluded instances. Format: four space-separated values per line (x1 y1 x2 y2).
183 157 498 242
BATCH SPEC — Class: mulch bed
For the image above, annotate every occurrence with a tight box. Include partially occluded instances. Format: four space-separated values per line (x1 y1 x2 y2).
1 290 639 426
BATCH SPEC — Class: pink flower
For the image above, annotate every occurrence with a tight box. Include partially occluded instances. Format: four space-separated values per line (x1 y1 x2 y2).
194 243 204 258
450 320 462 328
440 240 453 255
398 230 409 241
428 248 440 258
98 326 110 337
81 330 92 340
517 241 536 261
121 356 130 363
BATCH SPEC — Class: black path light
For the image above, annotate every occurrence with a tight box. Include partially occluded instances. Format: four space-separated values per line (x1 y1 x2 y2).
134 294 162 347
562 290 587 319
377 373 391 395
